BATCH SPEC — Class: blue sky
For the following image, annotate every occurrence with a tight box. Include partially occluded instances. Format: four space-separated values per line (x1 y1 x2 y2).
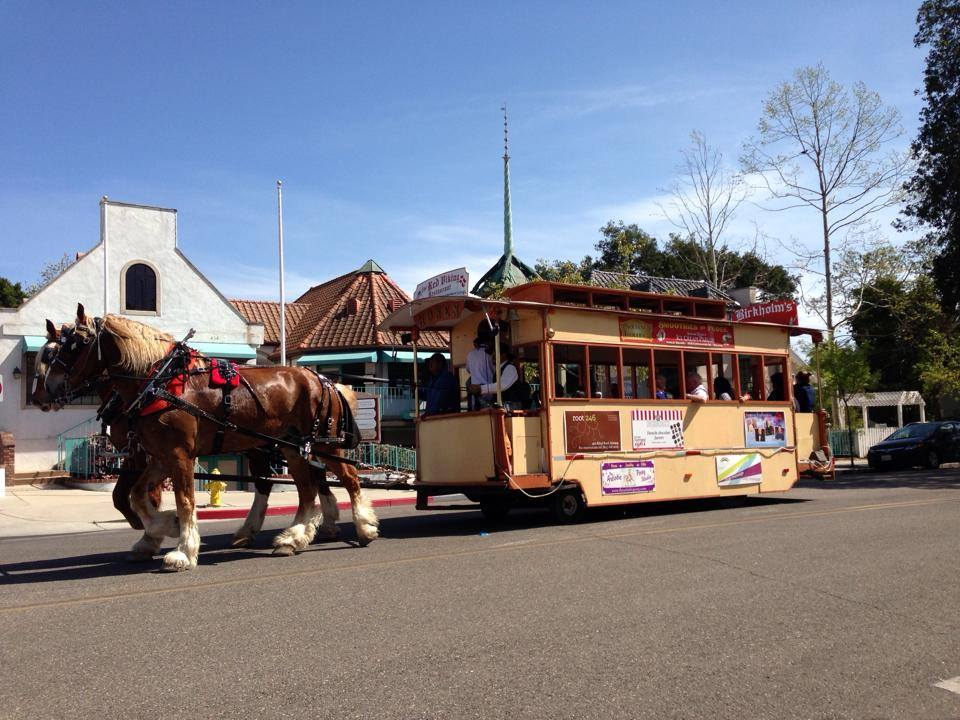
1 1 924 308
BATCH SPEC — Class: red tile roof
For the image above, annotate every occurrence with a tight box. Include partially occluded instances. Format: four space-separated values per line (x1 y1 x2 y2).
230 300 308 346
231 261 448 359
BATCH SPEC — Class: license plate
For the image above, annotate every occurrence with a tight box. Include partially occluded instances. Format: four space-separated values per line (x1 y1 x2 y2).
881 454 892 462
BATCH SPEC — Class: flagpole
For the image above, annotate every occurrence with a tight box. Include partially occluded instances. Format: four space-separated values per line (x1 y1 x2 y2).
277 180 286 367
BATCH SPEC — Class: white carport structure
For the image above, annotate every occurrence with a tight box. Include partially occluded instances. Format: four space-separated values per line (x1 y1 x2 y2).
848 390 926 428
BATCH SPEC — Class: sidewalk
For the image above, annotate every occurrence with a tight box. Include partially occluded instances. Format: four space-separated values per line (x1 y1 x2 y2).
0 484 422 539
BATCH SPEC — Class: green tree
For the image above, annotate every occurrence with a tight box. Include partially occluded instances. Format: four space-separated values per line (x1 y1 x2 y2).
593 222 663 274
0 277 27 308
533 257 594 284
899 0 960 315
742 64 909 337
813 340 878 465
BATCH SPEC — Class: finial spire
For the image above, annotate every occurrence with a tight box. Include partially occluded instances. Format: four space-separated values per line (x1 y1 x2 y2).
502 103 513 260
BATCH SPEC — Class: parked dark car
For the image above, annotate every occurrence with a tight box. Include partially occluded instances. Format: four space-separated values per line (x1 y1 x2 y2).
867 421 960 470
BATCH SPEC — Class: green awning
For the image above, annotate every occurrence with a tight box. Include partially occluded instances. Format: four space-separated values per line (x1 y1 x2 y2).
187 342 257 360
22 336 47 352
378 350 450 363
295 351 378 366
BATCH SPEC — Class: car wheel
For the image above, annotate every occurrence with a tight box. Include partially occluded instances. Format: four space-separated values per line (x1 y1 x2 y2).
550 489 586 524
926 450 940 469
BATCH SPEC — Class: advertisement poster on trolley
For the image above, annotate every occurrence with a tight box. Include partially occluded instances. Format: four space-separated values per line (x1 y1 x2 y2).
716 453 763 486
564 411 621 453
743 411 787 448
601 460 655 494
620 318 734 347
631 409 684 449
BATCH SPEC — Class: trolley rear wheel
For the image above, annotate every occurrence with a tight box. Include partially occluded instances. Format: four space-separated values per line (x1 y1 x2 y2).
551 489 586 524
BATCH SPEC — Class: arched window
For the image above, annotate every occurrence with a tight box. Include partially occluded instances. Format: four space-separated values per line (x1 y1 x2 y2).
124 262 157 312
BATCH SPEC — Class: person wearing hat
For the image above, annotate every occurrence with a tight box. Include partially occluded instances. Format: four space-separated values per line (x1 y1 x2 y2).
466 335 495 410
794 371 815 412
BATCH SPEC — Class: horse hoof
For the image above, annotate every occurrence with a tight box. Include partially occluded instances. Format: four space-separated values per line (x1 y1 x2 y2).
316 527 339 541
272 544 296 557
161 550 194 572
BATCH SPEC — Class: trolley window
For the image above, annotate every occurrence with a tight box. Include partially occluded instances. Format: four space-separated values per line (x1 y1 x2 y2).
738 354 764 401
764 357 789 402
652 350 682 400
588 345 620 398
683 351 710 399
553 344 586 398
712 353 737 401
623 347 652 399
515 344 542 408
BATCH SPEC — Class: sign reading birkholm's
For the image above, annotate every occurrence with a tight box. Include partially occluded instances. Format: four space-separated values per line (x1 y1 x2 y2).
731 299 799 326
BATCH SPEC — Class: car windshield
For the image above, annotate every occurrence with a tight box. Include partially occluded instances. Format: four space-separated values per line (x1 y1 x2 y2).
886 424 935 440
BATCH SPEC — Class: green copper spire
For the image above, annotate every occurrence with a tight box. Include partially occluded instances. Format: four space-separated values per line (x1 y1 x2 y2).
471 104 539 297
503 103 513 262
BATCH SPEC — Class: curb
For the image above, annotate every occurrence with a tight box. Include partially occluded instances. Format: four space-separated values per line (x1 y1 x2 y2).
196 493 463 521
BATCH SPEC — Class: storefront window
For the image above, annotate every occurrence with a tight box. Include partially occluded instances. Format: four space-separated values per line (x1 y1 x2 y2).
653 350 681 400
552 344 586 398
623 347 652 399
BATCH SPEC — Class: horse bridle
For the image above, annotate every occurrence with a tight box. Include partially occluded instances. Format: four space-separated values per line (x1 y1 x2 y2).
40 319 105 406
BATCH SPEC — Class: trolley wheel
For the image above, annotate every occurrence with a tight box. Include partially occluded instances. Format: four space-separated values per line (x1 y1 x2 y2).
551 489 586 524
479 499 511 522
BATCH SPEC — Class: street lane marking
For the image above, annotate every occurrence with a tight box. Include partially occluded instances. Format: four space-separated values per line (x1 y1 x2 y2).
1 493 959 614
934 677 960 695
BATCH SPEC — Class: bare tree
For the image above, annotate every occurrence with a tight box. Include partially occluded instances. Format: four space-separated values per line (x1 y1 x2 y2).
660 131 748 288
741 63 909 338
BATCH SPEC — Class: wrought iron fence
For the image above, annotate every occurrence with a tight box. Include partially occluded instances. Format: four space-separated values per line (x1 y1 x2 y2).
344 442 417 472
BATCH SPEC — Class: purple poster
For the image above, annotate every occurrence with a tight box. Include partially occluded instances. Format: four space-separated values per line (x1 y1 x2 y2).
601 460 655 495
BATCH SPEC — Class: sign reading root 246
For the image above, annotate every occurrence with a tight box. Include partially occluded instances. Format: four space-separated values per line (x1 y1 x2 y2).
414 268 469 300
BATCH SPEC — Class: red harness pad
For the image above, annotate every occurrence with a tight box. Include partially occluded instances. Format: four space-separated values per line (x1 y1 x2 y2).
140 350 198 416
210 359 241 388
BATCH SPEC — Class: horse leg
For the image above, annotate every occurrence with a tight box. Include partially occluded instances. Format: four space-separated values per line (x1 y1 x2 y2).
128 463 177 561
161 451 201 572
315 465 340 540
232 452 273 548
271 451 320 556
327 455 379 546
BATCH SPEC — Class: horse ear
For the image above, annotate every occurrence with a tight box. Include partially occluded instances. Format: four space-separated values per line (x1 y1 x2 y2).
76 303 87 324
46 319 58 340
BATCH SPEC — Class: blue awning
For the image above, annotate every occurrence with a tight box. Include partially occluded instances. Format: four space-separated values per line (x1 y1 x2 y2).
378 350 450 363
295 351 378 366
187 342 258 360
22 336 47 352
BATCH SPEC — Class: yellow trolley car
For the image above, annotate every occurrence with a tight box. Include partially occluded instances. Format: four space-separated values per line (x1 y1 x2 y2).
379 281 831 522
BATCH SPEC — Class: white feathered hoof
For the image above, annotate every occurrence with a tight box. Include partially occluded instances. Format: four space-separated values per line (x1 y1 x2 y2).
272 543 296 557
161 550 196 572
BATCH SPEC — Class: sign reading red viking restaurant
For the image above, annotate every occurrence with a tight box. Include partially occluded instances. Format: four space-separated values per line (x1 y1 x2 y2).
620 318 734 348
731 300 799 326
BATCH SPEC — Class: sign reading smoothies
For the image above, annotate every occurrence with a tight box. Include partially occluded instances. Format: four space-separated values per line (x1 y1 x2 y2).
564 410 621 453
620 318 734 348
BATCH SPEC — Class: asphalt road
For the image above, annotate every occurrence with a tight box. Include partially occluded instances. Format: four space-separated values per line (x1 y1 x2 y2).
2 470 959 720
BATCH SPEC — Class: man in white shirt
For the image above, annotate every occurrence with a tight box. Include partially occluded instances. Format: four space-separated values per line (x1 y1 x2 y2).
468 347 521 408
684 371 709 402
465 336 495 409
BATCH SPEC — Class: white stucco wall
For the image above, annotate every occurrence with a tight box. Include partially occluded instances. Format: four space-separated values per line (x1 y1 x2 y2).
0 199 264 473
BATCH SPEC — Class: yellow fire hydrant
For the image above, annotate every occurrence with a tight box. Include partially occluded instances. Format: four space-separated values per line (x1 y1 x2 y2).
205 468 227 508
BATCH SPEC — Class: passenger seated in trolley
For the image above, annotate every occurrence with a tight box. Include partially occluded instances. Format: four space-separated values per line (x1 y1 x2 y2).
467 346 530 410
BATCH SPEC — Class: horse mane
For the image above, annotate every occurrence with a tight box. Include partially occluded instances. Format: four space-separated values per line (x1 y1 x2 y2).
101 315 176 374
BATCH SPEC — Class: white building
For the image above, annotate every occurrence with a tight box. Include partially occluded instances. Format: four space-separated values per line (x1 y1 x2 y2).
0 198 264 474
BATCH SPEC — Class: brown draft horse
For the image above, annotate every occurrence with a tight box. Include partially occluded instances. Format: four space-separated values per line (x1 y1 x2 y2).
39 304 379 572
34 322 283 539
